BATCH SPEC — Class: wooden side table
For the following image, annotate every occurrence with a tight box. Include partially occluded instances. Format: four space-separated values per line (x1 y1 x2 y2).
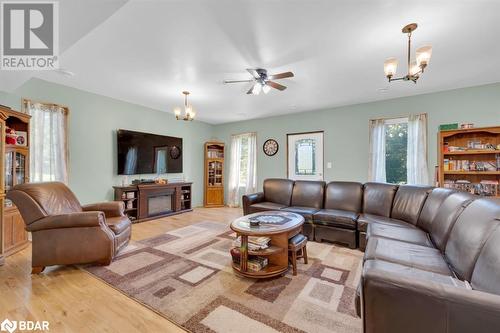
230 211 304 279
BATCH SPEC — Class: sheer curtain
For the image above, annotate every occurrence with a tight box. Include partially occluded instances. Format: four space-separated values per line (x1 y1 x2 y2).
26 101 69 183
368 119 387 182
228 132 257 207
407 113 429 185
246 133 257 194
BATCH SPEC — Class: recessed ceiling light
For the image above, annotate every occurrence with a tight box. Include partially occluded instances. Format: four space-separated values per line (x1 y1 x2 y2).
378 87 389 93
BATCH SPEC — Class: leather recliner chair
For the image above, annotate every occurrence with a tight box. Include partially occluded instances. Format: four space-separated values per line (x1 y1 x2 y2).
7 182 132 273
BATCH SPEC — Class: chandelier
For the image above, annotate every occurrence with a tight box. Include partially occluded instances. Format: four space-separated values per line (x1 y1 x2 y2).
173 91 195 121
384 23 432 83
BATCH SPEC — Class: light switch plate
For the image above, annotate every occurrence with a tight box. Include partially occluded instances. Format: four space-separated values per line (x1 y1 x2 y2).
327 162 332 169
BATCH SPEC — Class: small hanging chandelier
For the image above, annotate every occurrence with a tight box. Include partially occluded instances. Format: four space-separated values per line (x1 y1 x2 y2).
173 91 195 121
384 23 432 84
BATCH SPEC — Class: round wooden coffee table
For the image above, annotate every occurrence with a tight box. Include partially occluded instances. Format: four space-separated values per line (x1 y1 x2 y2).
230 211 304 279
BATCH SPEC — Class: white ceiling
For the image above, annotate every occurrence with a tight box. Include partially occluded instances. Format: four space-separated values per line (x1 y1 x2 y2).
2 0 500 124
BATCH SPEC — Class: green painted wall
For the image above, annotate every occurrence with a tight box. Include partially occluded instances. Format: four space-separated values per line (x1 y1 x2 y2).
213 83 500 199
0 78 214 205
2 79 499 206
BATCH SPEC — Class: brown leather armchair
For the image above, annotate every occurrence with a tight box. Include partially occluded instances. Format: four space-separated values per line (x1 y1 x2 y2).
7 182 132 273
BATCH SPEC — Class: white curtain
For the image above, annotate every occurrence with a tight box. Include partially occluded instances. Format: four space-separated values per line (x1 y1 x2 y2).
407 113 429 185
228 132 257 207
246 133 257 194
27 101 69 183
368 119 387 182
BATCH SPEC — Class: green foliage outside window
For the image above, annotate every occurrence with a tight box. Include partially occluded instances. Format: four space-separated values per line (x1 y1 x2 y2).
385 123 408 184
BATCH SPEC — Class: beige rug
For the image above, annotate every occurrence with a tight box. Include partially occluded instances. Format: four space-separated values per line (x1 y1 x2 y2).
84 221 363 333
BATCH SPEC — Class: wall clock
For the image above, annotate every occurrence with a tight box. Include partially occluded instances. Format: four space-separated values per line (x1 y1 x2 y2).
170 146 181 159
263 139 279 156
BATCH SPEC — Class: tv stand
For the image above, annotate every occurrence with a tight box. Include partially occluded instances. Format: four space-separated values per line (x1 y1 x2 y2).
113 182 192 223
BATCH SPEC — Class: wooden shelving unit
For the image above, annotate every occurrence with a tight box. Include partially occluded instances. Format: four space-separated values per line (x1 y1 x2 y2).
438 126 500 197
204 141 225 207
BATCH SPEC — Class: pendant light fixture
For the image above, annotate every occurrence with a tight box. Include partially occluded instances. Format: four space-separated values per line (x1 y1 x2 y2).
384 23 432 84
173 91 195 121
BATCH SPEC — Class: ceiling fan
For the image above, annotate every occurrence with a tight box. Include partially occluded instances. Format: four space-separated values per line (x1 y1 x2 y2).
224 68 294 95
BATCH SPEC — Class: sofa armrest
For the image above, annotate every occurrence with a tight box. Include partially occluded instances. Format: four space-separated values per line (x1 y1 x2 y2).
242 192 264 215
361 267 500 333
27 211 107 232
82 201 125 217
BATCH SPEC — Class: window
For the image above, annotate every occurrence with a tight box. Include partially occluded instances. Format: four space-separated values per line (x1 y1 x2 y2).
24 99 69 183
228 132 257 207
295 138 316 175
385 118 408 184
369 114 429 185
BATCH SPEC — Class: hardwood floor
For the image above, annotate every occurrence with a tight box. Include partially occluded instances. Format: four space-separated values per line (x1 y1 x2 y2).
0 207 242 333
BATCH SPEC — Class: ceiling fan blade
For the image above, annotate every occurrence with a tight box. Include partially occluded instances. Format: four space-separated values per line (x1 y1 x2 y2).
246 68 261 79
246 85 255 94
269 71 294 80
266 81 287 91
224 79 254 84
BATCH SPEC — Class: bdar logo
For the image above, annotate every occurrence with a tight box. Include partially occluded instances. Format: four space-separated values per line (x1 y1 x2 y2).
0 319 17 333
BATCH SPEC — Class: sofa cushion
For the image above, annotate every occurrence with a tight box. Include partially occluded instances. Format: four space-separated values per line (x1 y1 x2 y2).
106 216 131 235
445 198 500 281
263 178 294 206
367 223 433 247
417 188 455 231
471 225 500 295
357 213 417 232
391 185 433 225
313 209 357 229
249 202 287 212
281 206 319 222
364 237 452 276
290 180 325 209
362 183 398 217
429 192 474 251
363 260 466 287
324 181 363 212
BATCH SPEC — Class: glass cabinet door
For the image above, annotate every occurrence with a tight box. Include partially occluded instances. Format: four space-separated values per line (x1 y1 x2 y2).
15 152 27 185
5 151 14 191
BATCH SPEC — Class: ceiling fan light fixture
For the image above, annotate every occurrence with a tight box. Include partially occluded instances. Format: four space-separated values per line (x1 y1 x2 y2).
252 82 262 95
262 84 271 94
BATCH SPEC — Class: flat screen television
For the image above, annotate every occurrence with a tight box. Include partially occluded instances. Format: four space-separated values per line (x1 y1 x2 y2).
117 129 183 175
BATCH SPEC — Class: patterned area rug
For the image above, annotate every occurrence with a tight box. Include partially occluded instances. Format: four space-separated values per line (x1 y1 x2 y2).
84 221 363 333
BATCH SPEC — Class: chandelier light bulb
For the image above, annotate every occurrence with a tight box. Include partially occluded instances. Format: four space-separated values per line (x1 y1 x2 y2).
409 61 420 76
416 45 432 67
384 57 398 78
174 107 181 117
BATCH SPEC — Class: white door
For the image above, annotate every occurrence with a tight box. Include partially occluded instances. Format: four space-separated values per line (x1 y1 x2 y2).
287 132 324 181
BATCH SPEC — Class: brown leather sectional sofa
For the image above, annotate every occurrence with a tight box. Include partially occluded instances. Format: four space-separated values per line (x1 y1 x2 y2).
244 178 500 332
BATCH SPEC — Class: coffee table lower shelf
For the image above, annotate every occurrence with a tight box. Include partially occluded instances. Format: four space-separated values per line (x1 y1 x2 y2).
231 262 288 279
